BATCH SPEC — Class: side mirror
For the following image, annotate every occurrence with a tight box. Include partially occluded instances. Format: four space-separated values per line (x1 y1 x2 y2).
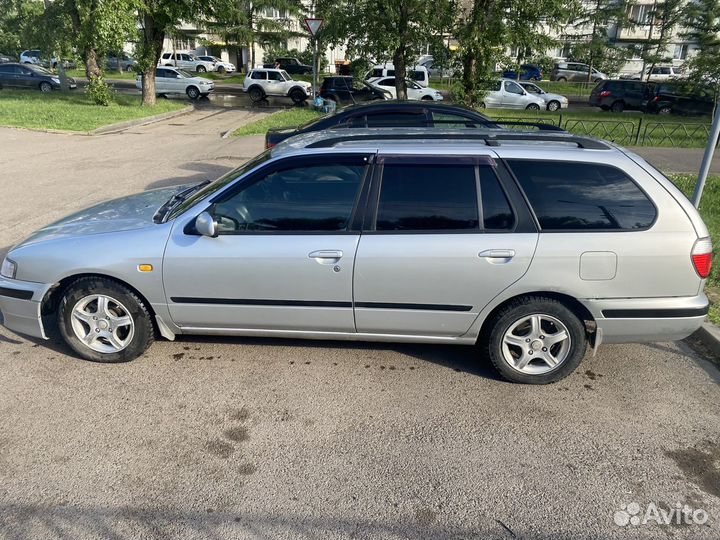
195 211 217 238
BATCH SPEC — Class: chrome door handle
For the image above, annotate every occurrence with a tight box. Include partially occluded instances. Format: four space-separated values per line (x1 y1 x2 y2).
478 249 516 259
308 250 343 259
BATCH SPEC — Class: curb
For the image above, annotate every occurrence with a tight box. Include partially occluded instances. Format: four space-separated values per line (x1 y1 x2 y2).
91 105 195 134
692 322 720 360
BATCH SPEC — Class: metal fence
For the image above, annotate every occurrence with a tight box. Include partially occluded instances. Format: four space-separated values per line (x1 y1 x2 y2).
494 115 713 147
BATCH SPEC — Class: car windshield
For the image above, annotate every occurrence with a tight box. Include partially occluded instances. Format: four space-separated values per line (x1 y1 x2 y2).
168 151 273 220
280 70 291 81
176 69 194 78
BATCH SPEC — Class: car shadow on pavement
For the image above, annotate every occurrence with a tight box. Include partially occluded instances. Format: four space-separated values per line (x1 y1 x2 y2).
0 502 513 540
144 162 234 191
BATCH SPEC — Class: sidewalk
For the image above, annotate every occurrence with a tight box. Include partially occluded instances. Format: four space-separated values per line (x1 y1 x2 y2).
630 147 720 175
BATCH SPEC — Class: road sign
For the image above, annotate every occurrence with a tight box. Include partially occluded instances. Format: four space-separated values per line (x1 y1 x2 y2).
304 18 323 36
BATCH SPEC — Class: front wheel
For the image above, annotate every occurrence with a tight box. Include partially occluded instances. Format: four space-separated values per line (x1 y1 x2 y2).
482 296 587 384
421 95 434 101
196 65 207 73
658 106 672 115
39 81 52 92
546 100 561 112
289 88 307 104
186 85 200 100
216 66 225 74
525 103 541 111
58 277 154 363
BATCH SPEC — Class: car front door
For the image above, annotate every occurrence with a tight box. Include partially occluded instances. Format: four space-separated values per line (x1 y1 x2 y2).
266 70 284 94
163 153 372 333
17 66 36 88
353 154 538 337
502 80 527 108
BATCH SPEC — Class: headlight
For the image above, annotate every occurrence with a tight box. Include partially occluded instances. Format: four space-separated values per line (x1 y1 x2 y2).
51 77 60 84
1 258 17 279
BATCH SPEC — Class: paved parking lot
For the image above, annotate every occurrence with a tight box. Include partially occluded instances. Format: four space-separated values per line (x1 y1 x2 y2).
1 113 719 539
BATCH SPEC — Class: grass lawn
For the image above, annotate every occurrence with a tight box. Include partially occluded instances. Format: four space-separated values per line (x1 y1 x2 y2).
65 68 137 81
232 107 322 137
0 89 187 132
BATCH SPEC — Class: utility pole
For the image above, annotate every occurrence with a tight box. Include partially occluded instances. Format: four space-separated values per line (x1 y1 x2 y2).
693 105 720 207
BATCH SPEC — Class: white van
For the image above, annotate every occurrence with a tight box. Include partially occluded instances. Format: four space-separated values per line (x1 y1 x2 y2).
365 63 430 87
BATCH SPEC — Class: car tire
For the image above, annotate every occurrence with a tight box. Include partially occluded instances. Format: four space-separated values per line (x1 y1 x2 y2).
525 103 541 111
217 66 225 74
186 86 200 100
610 100 625 112
600 105 609 111
546 100 561 111
658 106 672 115
421 95 433 101
196 65 207 73
58 277 154 363
479 102 486 109
248 86 265 102
289 88 307 104
39 81 52 92
556 77 567 82
482 296 587 384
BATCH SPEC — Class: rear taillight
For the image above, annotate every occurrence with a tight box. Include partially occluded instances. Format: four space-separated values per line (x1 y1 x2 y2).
265 140 275 150
599 90 611 97
692 237 713 278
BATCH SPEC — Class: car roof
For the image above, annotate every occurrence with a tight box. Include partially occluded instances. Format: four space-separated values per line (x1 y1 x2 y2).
329 100 487 117
271 127 615 157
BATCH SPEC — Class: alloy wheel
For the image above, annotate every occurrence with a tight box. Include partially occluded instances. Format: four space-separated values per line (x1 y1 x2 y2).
501 314 571 375
70 294 135 354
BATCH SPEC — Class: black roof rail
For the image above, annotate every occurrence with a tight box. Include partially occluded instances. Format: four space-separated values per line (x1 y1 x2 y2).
490 121 565 132
306 132 610 150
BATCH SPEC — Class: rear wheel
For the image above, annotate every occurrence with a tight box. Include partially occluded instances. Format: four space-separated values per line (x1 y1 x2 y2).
482 296 587 384
196 65 207 73
39 81 52 92
525 103 541 111
58 277 154 363
610 100 625 112
248 86 265 102
556 76 567 82
546 100 561 111
658 105 672 115
186 85 200 100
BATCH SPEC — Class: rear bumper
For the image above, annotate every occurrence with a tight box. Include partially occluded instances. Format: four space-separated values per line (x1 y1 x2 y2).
582 295 708 344
0 276 52 340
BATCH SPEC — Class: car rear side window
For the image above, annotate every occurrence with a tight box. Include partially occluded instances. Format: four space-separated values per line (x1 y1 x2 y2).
480 167 514 230
365 112 427 127
376 164 479 231
507 160 656 230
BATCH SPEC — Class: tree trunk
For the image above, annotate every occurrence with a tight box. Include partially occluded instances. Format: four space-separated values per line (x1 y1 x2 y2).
393 47 408 100
84 49 102 79
141 12 165 106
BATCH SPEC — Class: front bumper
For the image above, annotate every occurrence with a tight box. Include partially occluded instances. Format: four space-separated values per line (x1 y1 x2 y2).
0 276 52 340
582 295 709 344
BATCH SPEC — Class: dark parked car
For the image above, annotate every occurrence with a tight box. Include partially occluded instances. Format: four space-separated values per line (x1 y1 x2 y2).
264 101 501 148
502 64 543 81
588 79 651 112
262 57 312 75
320 76 391 105
0 62 77 92
645 82 714 116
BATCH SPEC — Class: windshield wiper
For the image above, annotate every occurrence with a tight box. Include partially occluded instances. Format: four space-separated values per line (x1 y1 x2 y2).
153 180 211 224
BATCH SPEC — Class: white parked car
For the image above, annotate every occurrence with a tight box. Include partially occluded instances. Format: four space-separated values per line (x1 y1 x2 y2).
481 79 546 110
243 68 312 104
630 66 682 82
519 81 569 111
367 77 443 101
365 63 430 87
197 55 235 74
136 67 214 99
158 52 215 73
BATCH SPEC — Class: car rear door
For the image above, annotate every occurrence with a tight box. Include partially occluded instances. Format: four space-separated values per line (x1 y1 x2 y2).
163 153 372 333
353 154 538 337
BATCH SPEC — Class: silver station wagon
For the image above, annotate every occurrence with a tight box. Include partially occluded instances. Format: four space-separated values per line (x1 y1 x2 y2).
0 129 712 383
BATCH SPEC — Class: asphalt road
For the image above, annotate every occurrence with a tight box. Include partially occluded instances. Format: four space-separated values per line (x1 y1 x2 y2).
0 112 719 540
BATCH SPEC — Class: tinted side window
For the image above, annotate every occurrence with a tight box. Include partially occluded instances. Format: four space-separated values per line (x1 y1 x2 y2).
432 112 477 128
376 164 479 231
268 71 283 81
480 168 514 230
365 111 427 127
251 71 266 80
213 161 366 233
0 65 11 73
508 160 656 230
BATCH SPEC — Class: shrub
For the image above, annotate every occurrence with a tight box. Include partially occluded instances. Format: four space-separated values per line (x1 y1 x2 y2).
86 75 113 106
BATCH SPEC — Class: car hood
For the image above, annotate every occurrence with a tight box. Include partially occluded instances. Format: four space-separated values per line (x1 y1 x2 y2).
541 92 567 101
18 186 186 247
190 76 213 84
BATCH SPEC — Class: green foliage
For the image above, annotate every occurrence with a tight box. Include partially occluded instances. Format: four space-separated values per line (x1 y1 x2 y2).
262 44 328 72
569 40 631 75
682 0 720 85
86 74 113 105
232 108 323 136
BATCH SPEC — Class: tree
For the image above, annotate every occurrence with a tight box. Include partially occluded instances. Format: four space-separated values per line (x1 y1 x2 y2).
208 0 304 73
682 0 720 85
319 0 455 100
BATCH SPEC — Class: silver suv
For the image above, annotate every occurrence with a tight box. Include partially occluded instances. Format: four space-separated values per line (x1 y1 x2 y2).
551 62 607 82
0 129 711 384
